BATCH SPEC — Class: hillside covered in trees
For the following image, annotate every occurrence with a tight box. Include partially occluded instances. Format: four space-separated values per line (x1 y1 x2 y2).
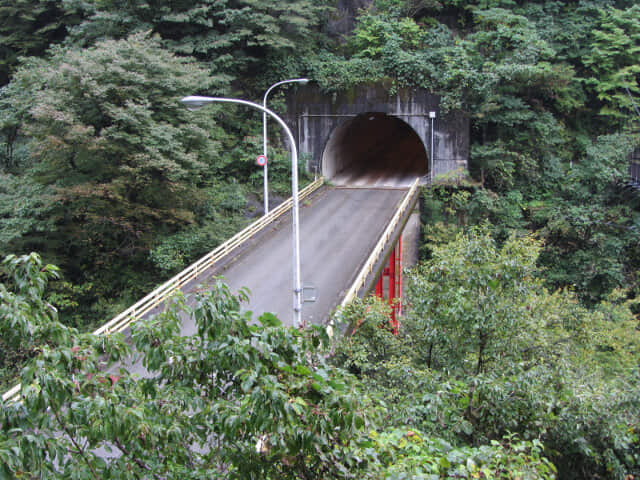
1 0 639 478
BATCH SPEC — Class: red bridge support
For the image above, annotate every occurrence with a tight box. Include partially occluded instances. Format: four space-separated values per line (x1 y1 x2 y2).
374 237 402 334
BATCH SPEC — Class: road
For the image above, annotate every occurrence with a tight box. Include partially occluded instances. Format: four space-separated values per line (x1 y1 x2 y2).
108 185 408 380
183 186 407 330
93 184 413 463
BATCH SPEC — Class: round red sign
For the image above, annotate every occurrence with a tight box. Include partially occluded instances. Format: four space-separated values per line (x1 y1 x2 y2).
256 155 267 166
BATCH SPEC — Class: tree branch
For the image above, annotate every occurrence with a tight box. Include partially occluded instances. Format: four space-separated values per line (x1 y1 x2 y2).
51 404 101 480
114 437 165 480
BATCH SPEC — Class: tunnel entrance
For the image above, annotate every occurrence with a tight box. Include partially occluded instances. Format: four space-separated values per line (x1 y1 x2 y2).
321 112 429 187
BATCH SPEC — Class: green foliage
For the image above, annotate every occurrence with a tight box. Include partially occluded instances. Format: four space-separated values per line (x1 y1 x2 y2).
331 301 559 478
308 6 479 108
18 35 221 193
64 0 332 81
567 133 638 198
422 130 640 305
3 32 223 213
407 230 640 478
533 133 640 304
149 181 248 275
0 33 239 326
0 173 57 250
408 228 548 375
149 218 244 275
582 5 640 122
334 226 640 478
0 253 67 391
360 429 556 479
0 253 64 348
1 259 369 478
349 12 425 59
0 0 80 86
467 367 640 479
332 296 403 380
308 52 384 94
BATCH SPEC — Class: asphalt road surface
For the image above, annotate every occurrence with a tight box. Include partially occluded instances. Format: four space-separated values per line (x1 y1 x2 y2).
107 185 408 377
95 185 409 460
187 186 407 329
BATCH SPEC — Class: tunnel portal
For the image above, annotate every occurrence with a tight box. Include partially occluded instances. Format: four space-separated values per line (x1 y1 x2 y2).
321 113 429 188
286 84 469 184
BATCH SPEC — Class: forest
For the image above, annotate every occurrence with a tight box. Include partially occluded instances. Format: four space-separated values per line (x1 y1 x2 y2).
1 0 639 478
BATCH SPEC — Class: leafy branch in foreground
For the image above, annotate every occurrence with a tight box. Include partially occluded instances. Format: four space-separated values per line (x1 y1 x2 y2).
1 252 565 479
0 253 367 479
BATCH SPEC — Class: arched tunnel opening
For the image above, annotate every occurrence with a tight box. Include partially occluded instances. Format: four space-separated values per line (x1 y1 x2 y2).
321 112 429 187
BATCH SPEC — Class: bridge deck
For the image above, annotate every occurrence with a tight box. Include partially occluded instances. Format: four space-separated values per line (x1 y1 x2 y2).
3 183 412 403
181 186 407 330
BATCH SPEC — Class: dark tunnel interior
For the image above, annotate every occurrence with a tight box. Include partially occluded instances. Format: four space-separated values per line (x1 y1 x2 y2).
321 112 428 187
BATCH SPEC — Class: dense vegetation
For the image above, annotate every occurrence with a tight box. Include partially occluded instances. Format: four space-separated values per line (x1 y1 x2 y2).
0 253 579 478
1 0 639 477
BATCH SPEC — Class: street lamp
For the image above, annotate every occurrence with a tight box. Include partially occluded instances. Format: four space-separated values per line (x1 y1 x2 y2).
181 95 303 328
263 78 309 214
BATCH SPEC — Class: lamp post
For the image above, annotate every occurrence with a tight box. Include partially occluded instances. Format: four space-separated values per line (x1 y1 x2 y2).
262 78 309 214
181 95 303 328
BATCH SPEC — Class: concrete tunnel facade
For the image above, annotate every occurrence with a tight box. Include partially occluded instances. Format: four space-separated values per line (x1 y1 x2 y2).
321 112 428 186
284 83 469 186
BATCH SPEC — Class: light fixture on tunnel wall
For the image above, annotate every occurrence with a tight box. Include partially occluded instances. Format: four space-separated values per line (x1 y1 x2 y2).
429 111 436 184
180 95 304 329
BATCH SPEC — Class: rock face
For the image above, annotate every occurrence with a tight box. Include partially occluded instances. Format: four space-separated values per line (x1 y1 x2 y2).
326 0 374 38
285 83 469 185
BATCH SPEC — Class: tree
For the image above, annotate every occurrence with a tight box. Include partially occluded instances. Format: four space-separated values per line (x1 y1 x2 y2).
0 252 67 391
0 0 81 86
64 0 332 82
583 5 640 123
1 253 566 479
535 133 639 304
0 33 229 299
407 227 552 374
0 253 368 478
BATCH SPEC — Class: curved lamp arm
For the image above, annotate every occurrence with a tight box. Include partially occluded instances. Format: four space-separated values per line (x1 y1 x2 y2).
181 95 303 328
262 78 309 214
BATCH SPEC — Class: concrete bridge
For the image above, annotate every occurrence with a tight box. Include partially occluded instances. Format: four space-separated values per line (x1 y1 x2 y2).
3 83 469 401
213 184 414 327
197 81 471 324
138 81 471 327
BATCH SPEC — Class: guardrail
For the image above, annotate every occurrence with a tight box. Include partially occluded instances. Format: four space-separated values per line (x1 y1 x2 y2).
339 177 420 309
3 177 324 403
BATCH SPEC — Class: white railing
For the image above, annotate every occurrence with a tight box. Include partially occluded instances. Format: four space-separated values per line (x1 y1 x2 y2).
339 177 420 308
3 177 324 403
